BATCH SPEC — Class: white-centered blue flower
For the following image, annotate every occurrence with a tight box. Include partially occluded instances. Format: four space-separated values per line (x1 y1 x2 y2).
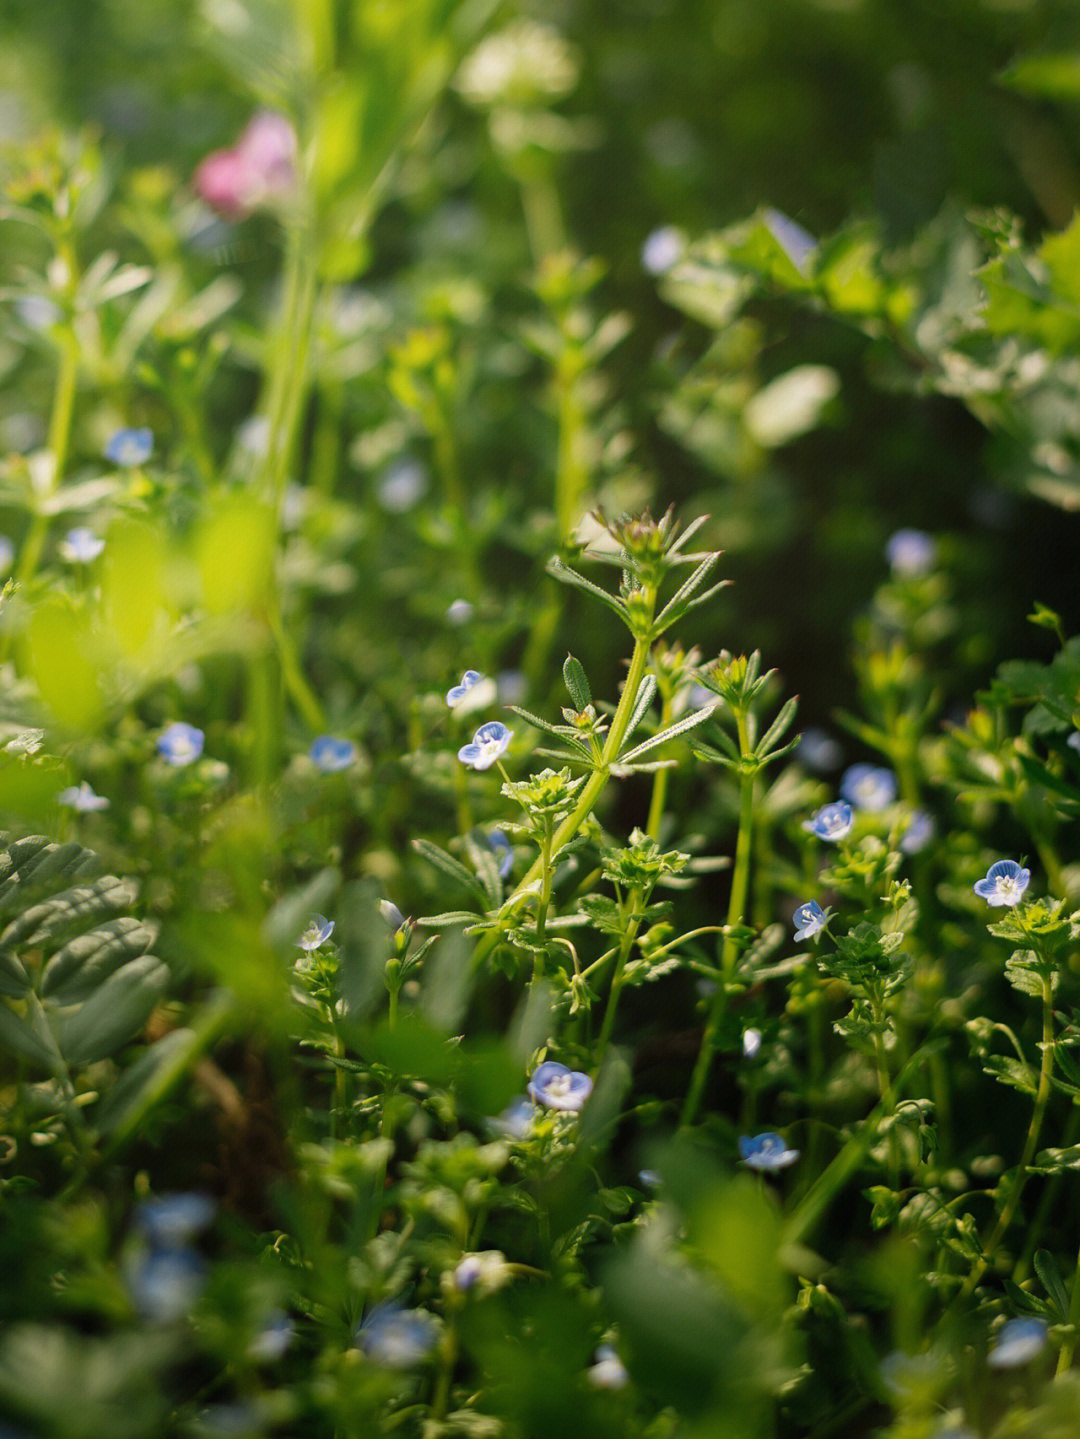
840 763 898 812
886 529 936 578
157 722 205 766
641 225 686 275
129 1248 206 1323
797 727 842 773
488 828 512 879
376 458 428 513
247 1311 295 1363
298 915 334 951
793 900 828 942
137 1193 216 1250
528 1060 593 1112
638 1169 661 1189
458 721 512 771
60 527 105 563
446 598 474 626
587 1344 629 1389
446 670 483 707
379 899 406 933
356 1303 439 1367
104 427 154 467
309 735 357 772
738 1132 800 1171
973 859 1030 908
58 781 109 812
988 1317 1048 1369
452 1250 510 1295
900 809 935 855
802 801 854 842
490 1096 534 1139
1068 731 1080 754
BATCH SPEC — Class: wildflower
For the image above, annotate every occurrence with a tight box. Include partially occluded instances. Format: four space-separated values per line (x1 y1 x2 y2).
458 721 512 770
298 915 334 951
491 1096 534 1139
587 1345 629 1389
0 536 13 572
57 781 109 812
104 427 153 467
247 1311 295 1363
737 1132 800 1171
137 1193 216 1250
489 828 513 879
742 1028 762 1059
638 1169 661 1189
988 1317 1048 1369
497 670 528 706
1068 731 1080 754
973 859 1030 908
356 1303 438 1367
309 735 357 772
193 111 298 220
379 899 406 933
641 225 686 275
157 722 205 766
452 1250 510 1296
802 801 853 842
446 670 484 707
446 598 474 625
797 727 842 773
763 208 817 272
528 1060 593 1112
840 763 897 812
376 458 428 513
129 1247 205 1323
886 529 937 578
900 809 935 855
793 900 827 942
60 528 105 563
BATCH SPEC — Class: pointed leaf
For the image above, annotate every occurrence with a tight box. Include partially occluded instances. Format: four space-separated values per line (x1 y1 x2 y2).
1034 1249 1071 1321
563 654 592 710
756 697 800 758
42 918 158 1003
619 703 720 762
546 557 630 621
507 705 565 738
412 839 487 903
621 674 658 749
52 955 170 1066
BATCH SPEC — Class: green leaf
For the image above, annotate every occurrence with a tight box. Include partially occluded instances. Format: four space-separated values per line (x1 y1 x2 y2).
621 673 658 749
982 1054 1038 1096
52 955 169 1067
1 873 134 949
1034 1249 1071 1321
0 948 29 998
412 839 486 904
999 52 1080 101
619 703 719 763
563 654 592 710
545 557 630 622
0 1000 61 1070
756 697 799 758
41 917 157 1003
416 911 485 927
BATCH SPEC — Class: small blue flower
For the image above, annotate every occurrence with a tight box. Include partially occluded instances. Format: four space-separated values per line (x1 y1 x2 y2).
587 1344 629 1389
379 899 406 932
802 802 854 842
0 536 13 572
763 208 818 272
356 1303 439 1367
793 900 828 942
490 1096 534 1139
452 1251 510 1295
886 529 936 578
105 427 154 467
248 1310 295 1363
488 829 512 879
973 859 1030 908
376 458 428 513
446 670 483 707
60 527 105 563
738 1132 800 1171
497 670 527 706
988 1317 1048 1369
900 809 935 855
137 1192 216 1250
840 763 898 812
641 225 686 275
309 735 357 772
157 722 205 766
458 721 512 771
129 1247 205 1323
1068 731 1080 754
298 915 334 951
742 1028 762 1059
446 598 474 626
57 781 109 812
797 727 842 773
638 1169 661 1189
528 1060 593 1113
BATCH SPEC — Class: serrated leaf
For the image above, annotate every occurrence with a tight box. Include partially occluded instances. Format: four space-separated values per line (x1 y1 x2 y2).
506 704 565 738
52 955 169 1066
982 1054 1038 1095
563 654 591 710
619 702 719 763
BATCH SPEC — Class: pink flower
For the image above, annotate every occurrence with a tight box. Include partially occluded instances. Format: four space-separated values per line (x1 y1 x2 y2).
193 112 298 219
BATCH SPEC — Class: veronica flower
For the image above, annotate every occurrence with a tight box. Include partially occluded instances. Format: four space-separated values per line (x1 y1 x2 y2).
446 598 474 626
137 1193 216 1250
900 809 935 855
1068 730 1080 755
157 722 204 766
802 802 853 842
104 427 153 467
129 1248 206 1323
763 208 818 272
488 829 513 879
60 528 105 563
797 727 842 773
452 1251 510 1296
641 225 686 275
840 763 898 812
58 781 109 812
793 900 828 942
247 1311 295 1363
298 915 334 951
973 859 1030 908
587 1345 629 1389
356 1303 439 1367
638 1169 661 1189
886 529 937 578
458 721 512 771
490 1096 534 1139
988 1317 1048 1369
742 1028 762 1058
738 1132 800 1171
527 1060 592 1113
0 536 13 572
446 670 483 707
309 735 357 772
379 899 406 933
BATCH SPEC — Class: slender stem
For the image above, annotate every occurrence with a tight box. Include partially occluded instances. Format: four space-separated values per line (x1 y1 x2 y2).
646 694 674 839
1057 1232 1080 1373
532 823 554 983
594 906 642 1067
680 713 755 1128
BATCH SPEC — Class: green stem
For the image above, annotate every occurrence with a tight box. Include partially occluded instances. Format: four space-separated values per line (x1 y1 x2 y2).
593 908 642 1068
646 696 674 839
532 823 554 983
1057 1230 1080 1373
680 713 755 1128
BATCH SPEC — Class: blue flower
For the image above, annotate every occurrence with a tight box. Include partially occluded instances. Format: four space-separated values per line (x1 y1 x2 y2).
1068 731 1080 754
763 208 818 272
900 809 935 855
298 915 334 951
157 722 205 766
446 669 484 707
490 1096 534 1139
0 536 13 572
488 829 512 879
248 1310 295 1363
356 1303 439 1367
528 1060 593 1113
137 1193 216 1250
446 598 474 626
458 721 513 771
738 1132 800 1171
129 1247 205 1323
587 1344 629 1389
452 1251 510 1295
57 781 109 812
988 1317 1048 1369
104 427 154 467
886 529 936 578
379 899 406 933
797 727 842 773
973 859 1030 908
742 1028 762 1059
309 735 357 772
60 527 105 563
840 763 898 812
793 900 828 942
802 801 853 842
641 225 686 275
